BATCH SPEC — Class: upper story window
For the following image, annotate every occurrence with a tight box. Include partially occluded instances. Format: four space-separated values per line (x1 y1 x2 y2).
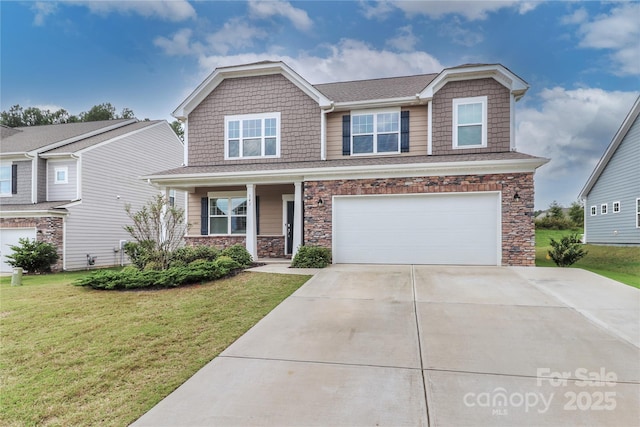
351 109 400 155
225 112 280 159
453 96 487 149
0 164 11 196
54 167 68 184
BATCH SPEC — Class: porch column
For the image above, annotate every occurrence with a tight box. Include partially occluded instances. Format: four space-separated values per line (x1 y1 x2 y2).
245 184 258 261
292 181 303 258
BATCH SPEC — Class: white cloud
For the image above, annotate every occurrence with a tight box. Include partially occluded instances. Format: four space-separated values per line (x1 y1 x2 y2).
206 18 268 55
197 38 444 83
154 28 202 56
248 0 313 31
386 25 419 52
359 0 395 20
69 0 196 21
31 1 57 26
516 87 638 207
560 7 587 25
439 17 484 46
363 0 539 21
563 3 640 76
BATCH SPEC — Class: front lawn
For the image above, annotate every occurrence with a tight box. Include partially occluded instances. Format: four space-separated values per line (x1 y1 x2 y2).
535 229 640 288
0 270 310 426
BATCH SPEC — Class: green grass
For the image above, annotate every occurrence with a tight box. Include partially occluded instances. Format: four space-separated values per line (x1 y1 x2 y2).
535 228 640 288
0 270 310 426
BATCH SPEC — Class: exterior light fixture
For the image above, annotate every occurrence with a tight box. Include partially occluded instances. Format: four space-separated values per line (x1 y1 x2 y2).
318 198 324 207
513 192 521 201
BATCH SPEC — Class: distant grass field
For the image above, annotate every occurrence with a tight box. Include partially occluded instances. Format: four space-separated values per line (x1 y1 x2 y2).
535 228 640 288
0 270 310 426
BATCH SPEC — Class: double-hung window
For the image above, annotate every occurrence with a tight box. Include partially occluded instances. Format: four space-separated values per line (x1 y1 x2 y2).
0 164 11 196
225 113 280 159
453 96 487 149
590 206 597 216
351 109 400 154
209 195 247 235
613 201 620 213
601 203 607 215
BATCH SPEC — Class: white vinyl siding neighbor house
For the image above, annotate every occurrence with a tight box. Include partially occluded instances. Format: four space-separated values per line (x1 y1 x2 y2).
580 96 640 245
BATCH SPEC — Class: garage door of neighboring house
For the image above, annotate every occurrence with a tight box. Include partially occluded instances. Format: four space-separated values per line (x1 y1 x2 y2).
332 192 501 265
0 228 37 273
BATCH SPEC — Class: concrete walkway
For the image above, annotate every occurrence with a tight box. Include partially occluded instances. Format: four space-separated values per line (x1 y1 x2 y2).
132 265 639 426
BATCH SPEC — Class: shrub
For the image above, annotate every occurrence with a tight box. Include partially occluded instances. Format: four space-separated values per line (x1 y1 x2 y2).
220 244 253 267
5 238 59 274
535 216 575 230
75 258 242 290
291 246 332 268
170 245 220 267
123 241 156 270
548 233 588 267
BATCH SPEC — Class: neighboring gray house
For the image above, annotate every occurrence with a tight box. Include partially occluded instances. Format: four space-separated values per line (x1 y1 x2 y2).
0 119 185 271
579 96 640 245
146 61 548 266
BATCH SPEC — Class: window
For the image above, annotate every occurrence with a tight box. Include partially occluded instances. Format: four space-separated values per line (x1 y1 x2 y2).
225 113 280 159
613 201 620 213
591 206 597 216
453 96 487 149
209 196 247 235
601 203 607 215
351 109 400 154
637 199 640 228
0 164 11 196
54 167 68 184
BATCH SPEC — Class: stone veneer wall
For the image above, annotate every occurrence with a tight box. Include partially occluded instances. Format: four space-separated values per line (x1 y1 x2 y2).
184 235 285 258
0 216 64 271
303 173 535 266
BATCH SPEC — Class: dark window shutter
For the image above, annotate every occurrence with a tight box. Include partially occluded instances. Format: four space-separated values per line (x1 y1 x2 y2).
200 197 208 235
11 164 17 194
342 115 351 155
400 111 410 153
255 196 260 236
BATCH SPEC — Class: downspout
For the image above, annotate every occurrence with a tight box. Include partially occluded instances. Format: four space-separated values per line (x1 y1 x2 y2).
62 215 67 270
182 118 189 166
427 99 433 155
320 103 335 161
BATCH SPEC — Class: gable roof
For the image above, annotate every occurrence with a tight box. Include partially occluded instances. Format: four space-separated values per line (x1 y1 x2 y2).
173 61 529 118
579 96 640 199
0 119 135 155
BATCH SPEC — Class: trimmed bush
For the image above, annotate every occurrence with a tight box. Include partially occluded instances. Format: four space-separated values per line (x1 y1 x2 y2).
6 238 59 274
548 233 588 267
170 245 220 267
220 244 253 267
291 246 331 268
75 257 241 290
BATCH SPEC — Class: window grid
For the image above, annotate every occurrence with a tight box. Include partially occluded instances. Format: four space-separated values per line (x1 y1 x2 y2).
601 203 607 215
351 111 400 155
613 201 620 213
0 165 11 196
453 96 487 149
225 113 280 159
209 197 247 235
590 206 597 216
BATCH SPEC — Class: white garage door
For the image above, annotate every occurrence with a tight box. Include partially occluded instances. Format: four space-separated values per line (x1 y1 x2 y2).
1 228 37 272
333 192 500 265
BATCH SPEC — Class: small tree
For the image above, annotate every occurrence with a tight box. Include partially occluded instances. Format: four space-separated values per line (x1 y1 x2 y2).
124 194 188 270
568 201 584 228
6 238 59 274
548 200 565 219
548 233 587 267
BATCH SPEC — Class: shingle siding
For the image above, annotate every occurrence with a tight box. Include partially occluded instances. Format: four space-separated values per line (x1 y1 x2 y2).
585 115 640 244
432 78 511 155
188 74 321 166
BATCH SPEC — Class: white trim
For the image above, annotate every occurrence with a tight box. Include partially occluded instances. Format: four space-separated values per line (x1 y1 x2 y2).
282 194 294 254
510 94 516 151
601 203 608 215
636 198 640 229
145 158 549 188
452 96 487 149
331 191 502 266
0 162 12 197
427 100 433 155
245 184 257 260
224 112 281 160
590 205 597 216
0 209 69 218
31 157 37 204
68 121 164 156
292 182 303 257
183 119 189 166
206 191 248 236
54 166 68 184
613 201 621 213
350 108 401 156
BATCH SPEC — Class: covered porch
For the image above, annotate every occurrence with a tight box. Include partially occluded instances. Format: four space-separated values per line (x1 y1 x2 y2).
178 182 304 260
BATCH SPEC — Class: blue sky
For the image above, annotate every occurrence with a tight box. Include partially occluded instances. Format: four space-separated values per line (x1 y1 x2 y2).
1 1 639 209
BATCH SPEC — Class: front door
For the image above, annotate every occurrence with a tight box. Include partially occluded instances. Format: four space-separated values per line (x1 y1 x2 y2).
285 200 295 255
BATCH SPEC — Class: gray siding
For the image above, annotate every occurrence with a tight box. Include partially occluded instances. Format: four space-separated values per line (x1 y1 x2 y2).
47 159 78 201
64 122 185 270
37 158 47 202
585 115 640 244
2 160 32 204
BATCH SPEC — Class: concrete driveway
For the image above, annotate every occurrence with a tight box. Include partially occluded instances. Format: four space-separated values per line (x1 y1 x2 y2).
132 265 640 426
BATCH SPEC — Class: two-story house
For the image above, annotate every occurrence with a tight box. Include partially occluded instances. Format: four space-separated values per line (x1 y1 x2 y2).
580 96 639 245
145 61 548 266
0 119 184 271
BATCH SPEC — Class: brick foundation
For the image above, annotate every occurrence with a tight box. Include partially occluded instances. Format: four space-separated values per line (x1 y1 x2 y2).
0 216 65 272
184 235 286 258
303 173 535 266
257 236 285 258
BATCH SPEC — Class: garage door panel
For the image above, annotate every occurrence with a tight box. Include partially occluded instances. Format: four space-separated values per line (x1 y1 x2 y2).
333 193 499 265
1 228 37 272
